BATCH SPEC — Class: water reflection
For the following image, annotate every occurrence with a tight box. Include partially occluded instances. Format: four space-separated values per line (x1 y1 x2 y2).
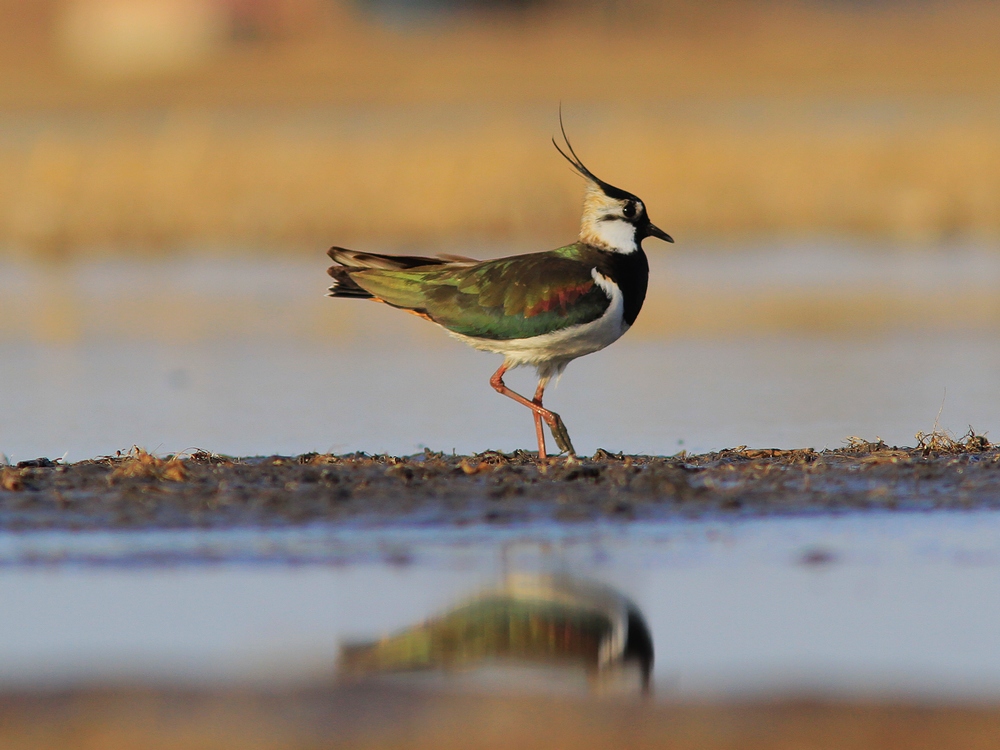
338 574 653 694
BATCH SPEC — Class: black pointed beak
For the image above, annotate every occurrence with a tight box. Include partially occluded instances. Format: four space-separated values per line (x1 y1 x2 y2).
644 222 674 243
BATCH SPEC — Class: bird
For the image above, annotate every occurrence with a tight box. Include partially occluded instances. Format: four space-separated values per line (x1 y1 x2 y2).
326 115 673 459
338 573 654 693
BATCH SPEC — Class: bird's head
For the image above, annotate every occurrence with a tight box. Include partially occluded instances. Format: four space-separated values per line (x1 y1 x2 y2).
553 116 673 254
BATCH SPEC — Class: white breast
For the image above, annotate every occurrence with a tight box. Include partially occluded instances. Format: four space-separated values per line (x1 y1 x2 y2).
446 268 629 379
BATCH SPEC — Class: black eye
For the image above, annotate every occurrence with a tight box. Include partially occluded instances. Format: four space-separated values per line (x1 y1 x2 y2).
622 201 636 219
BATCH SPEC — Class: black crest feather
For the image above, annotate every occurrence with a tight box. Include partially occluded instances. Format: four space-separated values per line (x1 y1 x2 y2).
551 107 634 202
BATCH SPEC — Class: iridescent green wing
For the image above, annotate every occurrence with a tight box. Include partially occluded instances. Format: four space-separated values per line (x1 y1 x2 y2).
348 245 611 340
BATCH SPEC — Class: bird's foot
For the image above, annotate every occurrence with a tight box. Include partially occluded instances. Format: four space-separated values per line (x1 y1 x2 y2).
547 413 576 456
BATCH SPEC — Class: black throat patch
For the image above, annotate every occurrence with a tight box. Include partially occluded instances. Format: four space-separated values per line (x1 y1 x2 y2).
590 246 649 327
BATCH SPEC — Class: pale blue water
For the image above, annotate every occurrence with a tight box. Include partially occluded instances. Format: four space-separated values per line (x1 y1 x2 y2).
2 511 1000 697
2 333 1000 462
3 247 1000 462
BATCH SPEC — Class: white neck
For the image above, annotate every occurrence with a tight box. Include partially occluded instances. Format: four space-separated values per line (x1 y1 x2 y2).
580 219 639 254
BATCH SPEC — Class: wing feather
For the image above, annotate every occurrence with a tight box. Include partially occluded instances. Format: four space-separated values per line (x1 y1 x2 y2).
345 246 611 340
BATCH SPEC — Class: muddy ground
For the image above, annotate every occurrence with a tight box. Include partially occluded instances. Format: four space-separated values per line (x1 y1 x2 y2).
3 684 1000 750
2 434 998 530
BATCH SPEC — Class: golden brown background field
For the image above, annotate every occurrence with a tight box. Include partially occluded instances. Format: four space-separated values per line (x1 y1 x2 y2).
3 0 1000 257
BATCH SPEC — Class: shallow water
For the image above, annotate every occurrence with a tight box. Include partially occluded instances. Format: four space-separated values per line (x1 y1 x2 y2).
3 245 1000 461
2 510 1000 698
2 333 1000 461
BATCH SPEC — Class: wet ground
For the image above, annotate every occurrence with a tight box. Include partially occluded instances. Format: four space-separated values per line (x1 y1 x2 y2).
4 685 1000 750
2 438 998 530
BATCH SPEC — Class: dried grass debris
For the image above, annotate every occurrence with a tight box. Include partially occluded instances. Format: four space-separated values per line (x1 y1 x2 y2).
0 468 23 492
459 459 490 475
843 436 892 454
107 447 187 484
916 428 991 455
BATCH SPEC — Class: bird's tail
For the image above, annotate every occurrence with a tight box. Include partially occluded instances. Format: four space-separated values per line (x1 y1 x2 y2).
326 246 476 299
326 265 373 298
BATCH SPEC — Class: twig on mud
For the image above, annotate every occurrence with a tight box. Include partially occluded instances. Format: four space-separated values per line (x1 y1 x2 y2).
915 427 991 455
843 436 890 453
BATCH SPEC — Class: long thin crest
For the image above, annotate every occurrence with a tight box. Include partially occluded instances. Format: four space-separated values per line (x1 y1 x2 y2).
551 107 632 200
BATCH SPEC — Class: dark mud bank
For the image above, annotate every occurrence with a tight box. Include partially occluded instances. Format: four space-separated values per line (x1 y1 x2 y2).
3 437 1000 530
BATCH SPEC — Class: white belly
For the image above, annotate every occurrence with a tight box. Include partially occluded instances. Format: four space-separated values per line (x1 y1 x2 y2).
446 270 628 379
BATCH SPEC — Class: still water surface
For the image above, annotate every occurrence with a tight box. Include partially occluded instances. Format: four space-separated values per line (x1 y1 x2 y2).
3 246 1000 461
2 511 999 698
2 334 1000 461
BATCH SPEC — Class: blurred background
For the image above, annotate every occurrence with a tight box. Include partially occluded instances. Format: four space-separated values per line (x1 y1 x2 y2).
4 0 1000 458
5 0 1000 252
7 5 1000 741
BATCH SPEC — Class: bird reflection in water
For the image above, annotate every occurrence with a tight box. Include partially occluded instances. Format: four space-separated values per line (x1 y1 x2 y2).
338 574 653 695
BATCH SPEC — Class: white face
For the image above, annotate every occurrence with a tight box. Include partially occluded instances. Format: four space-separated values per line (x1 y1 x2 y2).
589 215 639 253
579 186 644 254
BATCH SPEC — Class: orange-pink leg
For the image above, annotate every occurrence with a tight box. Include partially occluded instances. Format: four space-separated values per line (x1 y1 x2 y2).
532 380 547 458
490 364 575 458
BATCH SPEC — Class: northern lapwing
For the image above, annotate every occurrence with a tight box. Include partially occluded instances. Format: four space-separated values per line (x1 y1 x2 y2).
326 116 673 458
339 573 654 692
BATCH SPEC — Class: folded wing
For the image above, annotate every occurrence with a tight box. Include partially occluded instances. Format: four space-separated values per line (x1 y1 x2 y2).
328 247 611 341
